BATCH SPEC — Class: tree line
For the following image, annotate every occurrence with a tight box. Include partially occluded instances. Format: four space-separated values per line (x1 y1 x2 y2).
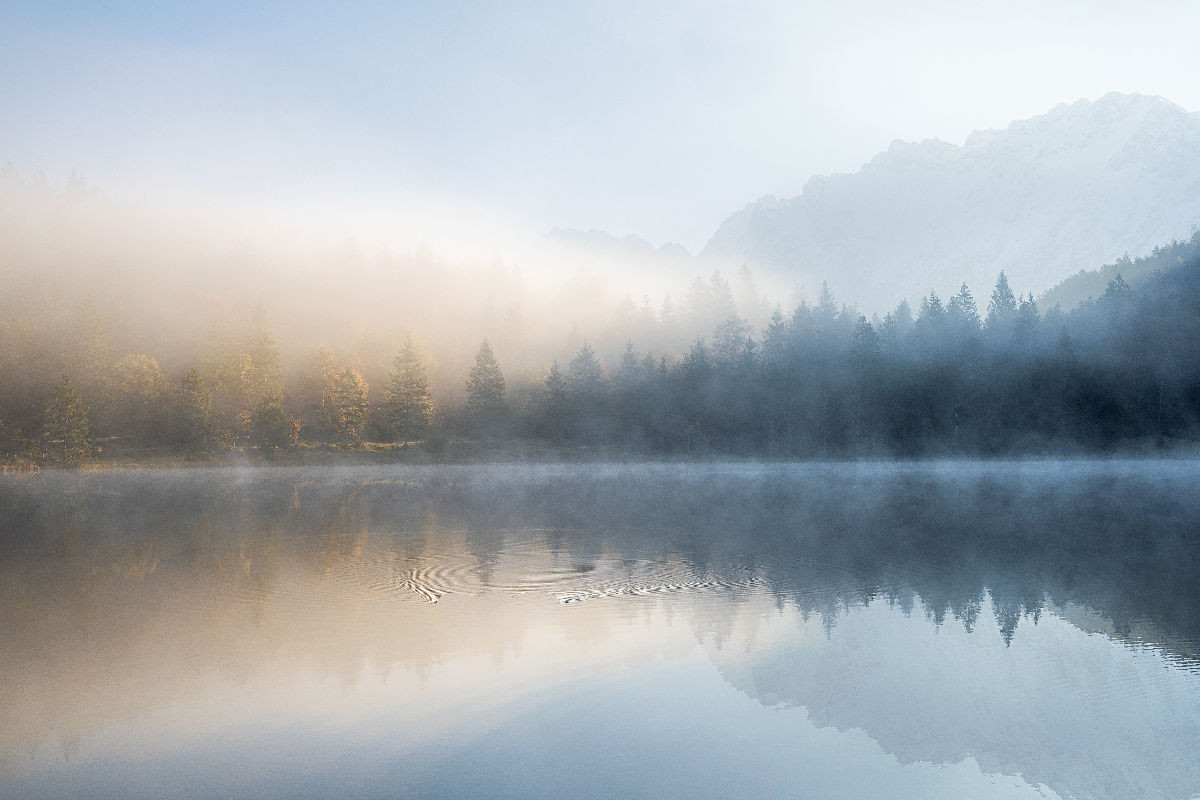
5 233 1200 465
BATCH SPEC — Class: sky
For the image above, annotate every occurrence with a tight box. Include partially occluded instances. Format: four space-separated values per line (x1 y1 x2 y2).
2 0 1199 252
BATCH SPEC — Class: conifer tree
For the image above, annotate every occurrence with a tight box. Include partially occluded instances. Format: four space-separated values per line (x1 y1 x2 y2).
762 308 789 364
541 361 570 441
948 283 982 331
1015 292 1040 340
618 342 638 378
466 340 506 430
816 281 838 319
384 339 435 443
917 291 945 325
987 271 1018 326
568 342 604 397
851 315 881 361
1102 273 1133 305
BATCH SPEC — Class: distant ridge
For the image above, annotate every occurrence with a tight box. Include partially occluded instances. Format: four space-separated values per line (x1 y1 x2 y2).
703 93 1200 312
547 227 692 260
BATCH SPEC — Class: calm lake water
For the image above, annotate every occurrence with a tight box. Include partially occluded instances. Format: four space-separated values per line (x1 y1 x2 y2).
1 461 1199 799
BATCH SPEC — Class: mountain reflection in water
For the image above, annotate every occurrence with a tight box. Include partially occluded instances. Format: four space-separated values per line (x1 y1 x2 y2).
1 462 1198 800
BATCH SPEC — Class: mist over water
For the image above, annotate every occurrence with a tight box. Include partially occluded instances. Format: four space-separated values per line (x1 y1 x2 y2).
2 461 1198 799
7 5 1200 799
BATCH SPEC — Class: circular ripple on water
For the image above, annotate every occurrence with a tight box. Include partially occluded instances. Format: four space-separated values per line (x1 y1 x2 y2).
312 551 485 604
400 561 485 602
547 560 766 605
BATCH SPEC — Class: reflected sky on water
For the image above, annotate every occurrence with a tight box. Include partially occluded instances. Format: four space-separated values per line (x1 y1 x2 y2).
1 462 1198 799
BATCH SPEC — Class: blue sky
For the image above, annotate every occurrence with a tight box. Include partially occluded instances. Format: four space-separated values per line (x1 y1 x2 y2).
3 1 1199 250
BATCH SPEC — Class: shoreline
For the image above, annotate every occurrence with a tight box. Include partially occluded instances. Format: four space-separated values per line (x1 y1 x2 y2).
7 440 1200 474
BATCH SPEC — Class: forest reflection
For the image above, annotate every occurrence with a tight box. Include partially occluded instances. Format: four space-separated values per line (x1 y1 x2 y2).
1 462 1198 798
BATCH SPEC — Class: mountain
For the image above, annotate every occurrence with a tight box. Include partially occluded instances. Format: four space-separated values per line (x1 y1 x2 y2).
543 228 695 284
546 227 692 261
703 93 1200 313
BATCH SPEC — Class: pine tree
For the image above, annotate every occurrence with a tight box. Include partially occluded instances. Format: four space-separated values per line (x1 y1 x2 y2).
659 293 679 350
917 291 945 325
712 316 753 364
383 338 434 443
817 282 837 318
659 294 676 328
541 361 570 441
762 308 789 365
567 341 604 397
466 340 506 430
566 341 606 442
1015 292 1040 340
987 271 1018 326
618 342 638 379
43 376 91 465
851 315 880 361
948 283 981 331
1102 273 1133 305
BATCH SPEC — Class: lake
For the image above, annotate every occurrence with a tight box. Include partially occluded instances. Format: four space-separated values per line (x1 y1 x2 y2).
1 461 1198 799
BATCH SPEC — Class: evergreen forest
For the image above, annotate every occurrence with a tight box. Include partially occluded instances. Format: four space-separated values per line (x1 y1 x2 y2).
4 231 1200 466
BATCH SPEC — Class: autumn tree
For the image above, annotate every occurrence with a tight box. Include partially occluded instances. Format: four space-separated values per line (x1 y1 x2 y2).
43 376 91 465
326 367 370 441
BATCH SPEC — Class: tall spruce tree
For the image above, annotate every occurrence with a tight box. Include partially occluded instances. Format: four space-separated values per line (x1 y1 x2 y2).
384 339 434 443
948 283 982 332
567 342 604 397
987 271 1018 327
541 361 570 441
466 340 506 431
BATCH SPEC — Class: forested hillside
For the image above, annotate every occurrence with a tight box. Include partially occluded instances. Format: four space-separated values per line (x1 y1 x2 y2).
1040 233 1200 310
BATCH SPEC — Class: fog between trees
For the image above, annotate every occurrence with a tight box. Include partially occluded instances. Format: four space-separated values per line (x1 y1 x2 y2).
4 173 1200 463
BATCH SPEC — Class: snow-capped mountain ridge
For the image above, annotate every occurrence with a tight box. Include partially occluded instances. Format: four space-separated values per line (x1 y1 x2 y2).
703 93 1200 312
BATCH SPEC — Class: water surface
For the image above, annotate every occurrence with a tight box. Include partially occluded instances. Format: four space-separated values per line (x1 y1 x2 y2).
1 461 1198 799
